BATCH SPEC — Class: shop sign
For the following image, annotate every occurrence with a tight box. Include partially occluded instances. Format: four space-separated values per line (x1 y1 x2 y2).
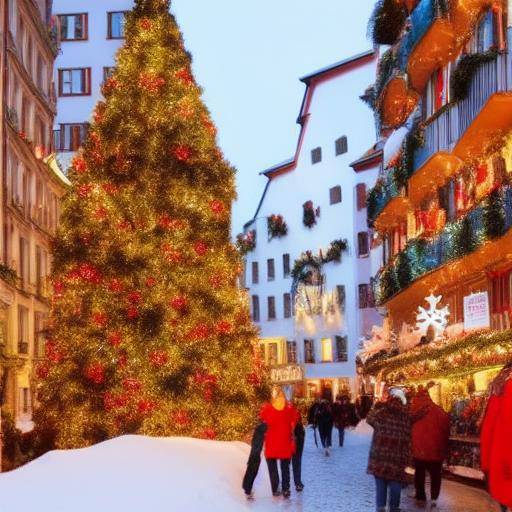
270 364 304 384
464 292 490 331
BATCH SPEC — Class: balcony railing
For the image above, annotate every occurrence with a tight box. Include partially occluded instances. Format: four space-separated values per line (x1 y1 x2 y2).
374 184 512 304
414 51 509 171
367 166 405 227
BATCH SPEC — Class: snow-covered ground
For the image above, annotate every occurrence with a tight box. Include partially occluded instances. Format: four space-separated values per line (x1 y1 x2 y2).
0 421 500 512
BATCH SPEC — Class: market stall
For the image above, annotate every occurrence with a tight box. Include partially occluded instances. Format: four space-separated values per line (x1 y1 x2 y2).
359 328 512 480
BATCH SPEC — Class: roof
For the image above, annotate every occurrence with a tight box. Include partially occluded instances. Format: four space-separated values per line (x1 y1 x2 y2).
259 158 295 177
299 49 376 85
350 140 384 171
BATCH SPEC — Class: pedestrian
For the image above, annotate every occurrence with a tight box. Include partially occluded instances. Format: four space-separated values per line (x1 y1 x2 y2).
260 387 297 499
291 402 305 492
481 362 512 512
332 394 358 447
410 385 450 509
316 399 334 456
307 396 321 447
242 421 267 499
367 387 411 512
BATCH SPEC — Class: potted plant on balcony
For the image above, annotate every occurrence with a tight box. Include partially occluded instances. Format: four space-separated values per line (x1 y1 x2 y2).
324 239 348 263
267 214 288 240
303 201 319 228
235 230 256 255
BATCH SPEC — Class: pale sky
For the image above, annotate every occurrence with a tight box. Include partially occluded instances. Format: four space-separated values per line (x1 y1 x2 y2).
171 0 376 234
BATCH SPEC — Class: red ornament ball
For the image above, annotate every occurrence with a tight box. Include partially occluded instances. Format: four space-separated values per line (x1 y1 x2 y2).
172 145 193 163
107 278 124 293
128 291 142 305
78 183 94 198
173 410 190 427
201 428 217 440
127 306 139 320
216 321 232 335
189 323 210 341
139 18 152 30
36 362 50 380
123 377 142 393
209 200 225 215
193 241 208 257
92 311 108 328
176 68 194 86
146 277 157 288
108 331 122 347
84 362 105 385
170 295 188 313
137 399 156 415
72 156 87 175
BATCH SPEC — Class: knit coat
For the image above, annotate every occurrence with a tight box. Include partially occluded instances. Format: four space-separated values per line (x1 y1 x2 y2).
367 400 412 483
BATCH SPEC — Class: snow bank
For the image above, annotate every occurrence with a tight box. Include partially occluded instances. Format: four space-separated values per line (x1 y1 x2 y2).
0 435 273 512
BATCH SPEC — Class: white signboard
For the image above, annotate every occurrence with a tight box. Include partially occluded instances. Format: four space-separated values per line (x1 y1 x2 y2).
464 292 490 331
270 365 304 384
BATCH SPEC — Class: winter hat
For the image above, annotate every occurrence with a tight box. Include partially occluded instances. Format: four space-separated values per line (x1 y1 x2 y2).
271 386 286 411
389 387 407 405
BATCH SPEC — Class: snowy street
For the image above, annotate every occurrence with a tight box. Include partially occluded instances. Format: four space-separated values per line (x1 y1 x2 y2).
249 422 500 512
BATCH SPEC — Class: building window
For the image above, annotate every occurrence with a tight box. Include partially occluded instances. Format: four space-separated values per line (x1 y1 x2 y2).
251 295 260 322
283 293 292 318
103 66 115 82
18 305 29 354
321 338 333 362
356 183 367 210
311 147 322 164
54 123 89 152
36 246 47 297
57 13 88 41
20 387 30 415
329 185 342 205
335 335 348 362
58 68 91 96
359 284 370 309
251 261 259 284
19 237 29 289
335 136 348 156
267 258 275 281
283 253 290 277
336 285 346 312
267 296 276 320
267 342 278 366
108 11 128 39
286 340 297 364
304 339 315 363
358 231 369 257
34 311 47 359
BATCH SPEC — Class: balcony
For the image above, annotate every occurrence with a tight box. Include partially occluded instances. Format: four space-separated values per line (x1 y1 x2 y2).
374 184 512 306
450 0 495 45
410 50 510 203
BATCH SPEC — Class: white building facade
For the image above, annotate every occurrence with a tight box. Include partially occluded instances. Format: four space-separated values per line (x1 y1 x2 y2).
52 0 132 170
243 51 383 400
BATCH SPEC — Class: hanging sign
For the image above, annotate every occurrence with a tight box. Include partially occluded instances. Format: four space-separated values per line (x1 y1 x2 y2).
270 365 304 384
464 292 490 331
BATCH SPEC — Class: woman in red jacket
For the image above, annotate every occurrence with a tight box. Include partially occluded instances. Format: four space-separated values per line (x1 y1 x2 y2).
481 362 512 512
260 387 296 498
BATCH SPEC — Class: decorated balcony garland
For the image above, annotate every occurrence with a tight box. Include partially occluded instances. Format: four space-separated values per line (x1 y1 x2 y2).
267 214 288 240
235 229 256 255
450 49 499 102
368 0 408 46
302 201 320 228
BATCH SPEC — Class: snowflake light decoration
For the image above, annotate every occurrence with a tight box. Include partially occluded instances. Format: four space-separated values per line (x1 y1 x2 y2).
415 294 450 339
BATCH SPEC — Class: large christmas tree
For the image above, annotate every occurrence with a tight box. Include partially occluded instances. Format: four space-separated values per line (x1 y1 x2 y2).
36 0 266 448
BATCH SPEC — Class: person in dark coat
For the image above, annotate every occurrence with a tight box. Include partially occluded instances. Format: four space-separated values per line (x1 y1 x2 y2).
367 388 411 512
481 362 512 512
332 394 358 447
260 388 297 498
410 386 450 507
242 421 267 499
291 403 305 492
316 399 334 456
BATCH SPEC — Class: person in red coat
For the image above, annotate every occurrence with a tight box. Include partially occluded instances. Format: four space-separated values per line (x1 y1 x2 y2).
410 385 450 508
260 387 297 498
481 362 512 512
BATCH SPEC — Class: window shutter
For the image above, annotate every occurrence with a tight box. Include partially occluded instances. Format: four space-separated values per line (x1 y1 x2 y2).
311 147 322 164
335 136 348 156
329 185 342 205
283 253 290 277
358 232 369 257
283 293 292 318
268 296 276 319
252 295 260 322
267 259 275 281
252 262 259 284
356 183 367 210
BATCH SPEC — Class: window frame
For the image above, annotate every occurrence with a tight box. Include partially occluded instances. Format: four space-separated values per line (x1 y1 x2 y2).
304 339 315 364
311 147 322 165
251 295 260 322
107 11 128 40
335 335 348 362
267 258 275 282
57 13 89 42
286 340 297 364
283 253 290 278
283 292 292 318
267 296 276 320
58 67 91 97
357 231 370 257
251 261 259 284
54 123 89 152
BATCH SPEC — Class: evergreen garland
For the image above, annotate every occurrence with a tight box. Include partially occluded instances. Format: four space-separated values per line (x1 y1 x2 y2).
368 0 407 46
455 216 477 258
450 49 498 102
396 250 412 289
484 188 506 239
374 49 399 102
